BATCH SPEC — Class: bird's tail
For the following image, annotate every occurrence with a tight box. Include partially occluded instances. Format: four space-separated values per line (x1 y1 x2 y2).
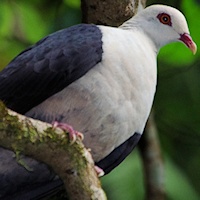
4 179 64 200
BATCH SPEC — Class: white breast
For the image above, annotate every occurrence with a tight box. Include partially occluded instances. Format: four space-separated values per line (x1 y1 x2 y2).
26 26 157 161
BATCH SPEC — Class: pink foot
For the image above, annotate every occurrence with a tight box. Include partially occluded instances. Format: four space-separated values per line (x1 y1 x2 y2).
95 166 105 177
52 121 84 143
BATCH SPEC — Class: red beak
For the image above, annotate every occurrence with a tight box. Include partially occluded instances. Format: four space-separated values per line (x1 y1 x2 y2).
179 33 197 54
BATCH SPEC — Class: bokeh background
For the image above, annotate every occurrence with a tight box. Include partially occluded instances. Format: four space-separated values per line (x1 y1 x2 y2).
0 0 200 199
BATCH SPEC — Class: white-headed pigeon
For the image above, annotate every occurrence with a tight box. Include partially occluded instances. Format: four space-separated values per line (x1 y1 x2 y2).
0 4 197 200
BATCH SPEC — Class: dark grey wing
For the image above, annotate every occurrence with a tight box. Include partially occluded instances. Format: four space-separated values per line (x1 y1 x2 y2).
0 24 103 114
0 24 103 199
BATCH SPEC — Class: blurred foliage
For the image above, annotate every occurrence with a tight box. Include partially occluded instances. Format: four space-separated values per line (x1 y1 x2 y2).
0 0 200 200
0 0 81 69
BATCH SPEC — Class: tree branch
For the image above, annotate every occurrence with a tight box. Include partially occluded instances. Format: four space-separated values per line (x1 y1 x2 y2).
81 0 146 26
0 101 106 200
138 112 165 200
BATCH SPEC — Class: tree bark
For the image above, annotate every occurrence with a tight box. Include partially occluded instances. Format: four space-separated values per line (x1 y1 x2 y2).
139 112 165 200
81 0 146 26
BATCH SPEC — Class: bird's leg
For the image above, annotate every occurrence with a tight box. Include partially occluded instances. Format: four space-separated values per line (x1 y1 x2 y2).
52 121 84 143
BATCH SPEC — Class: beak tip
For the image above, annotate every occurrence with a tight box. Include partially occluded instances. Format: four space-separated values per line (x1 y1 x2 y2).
191 42 197 55
179 33 197 55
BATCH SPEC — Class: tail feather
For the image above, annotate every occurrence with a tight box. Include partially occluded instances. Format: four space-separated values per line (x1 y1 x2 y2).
0 147 64 200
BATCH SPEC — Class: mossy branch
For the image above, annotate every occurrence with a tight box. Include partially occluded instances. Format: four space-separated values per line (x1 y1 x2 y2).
0 101 106 200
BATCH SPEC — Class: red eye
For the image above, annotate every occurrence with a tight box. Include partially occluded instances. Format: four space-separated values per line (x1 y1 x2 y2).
157 13 172 26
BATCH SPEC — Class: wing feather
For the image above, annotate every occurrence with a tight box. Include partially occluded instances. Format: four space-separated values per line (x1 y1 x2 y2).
0 24 103 114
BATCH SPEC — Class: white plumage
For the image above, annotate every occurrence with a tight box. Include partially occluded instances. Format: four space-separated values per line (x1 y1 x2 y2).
26 27 157 161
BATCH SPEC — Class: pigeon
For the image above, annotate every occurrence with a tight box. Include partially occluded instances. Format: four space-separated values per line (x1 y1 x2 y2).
0 4 197 200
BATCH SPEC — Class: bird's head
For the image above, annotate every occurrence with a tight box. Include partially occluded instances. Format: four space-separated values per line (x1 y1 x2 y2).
127 5 197 54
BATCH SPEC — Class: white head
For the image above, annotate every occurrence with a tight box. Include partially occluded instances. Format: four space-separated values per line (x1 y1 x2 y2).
121 5 197 54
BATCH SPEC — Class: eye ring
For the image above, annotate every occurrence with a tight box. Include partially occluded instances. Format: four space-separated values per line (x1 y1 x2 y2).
157 13 172 26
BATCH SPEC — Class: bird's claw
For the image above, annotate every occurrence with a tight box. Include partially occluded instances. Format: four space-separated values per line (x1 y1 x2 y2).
94 165 105 177
52 122 84 143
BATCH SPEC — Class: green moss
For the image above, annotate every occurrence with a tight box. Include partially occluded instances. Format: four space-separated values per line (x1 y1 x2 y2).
0 100 88 173
0 101 22 134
